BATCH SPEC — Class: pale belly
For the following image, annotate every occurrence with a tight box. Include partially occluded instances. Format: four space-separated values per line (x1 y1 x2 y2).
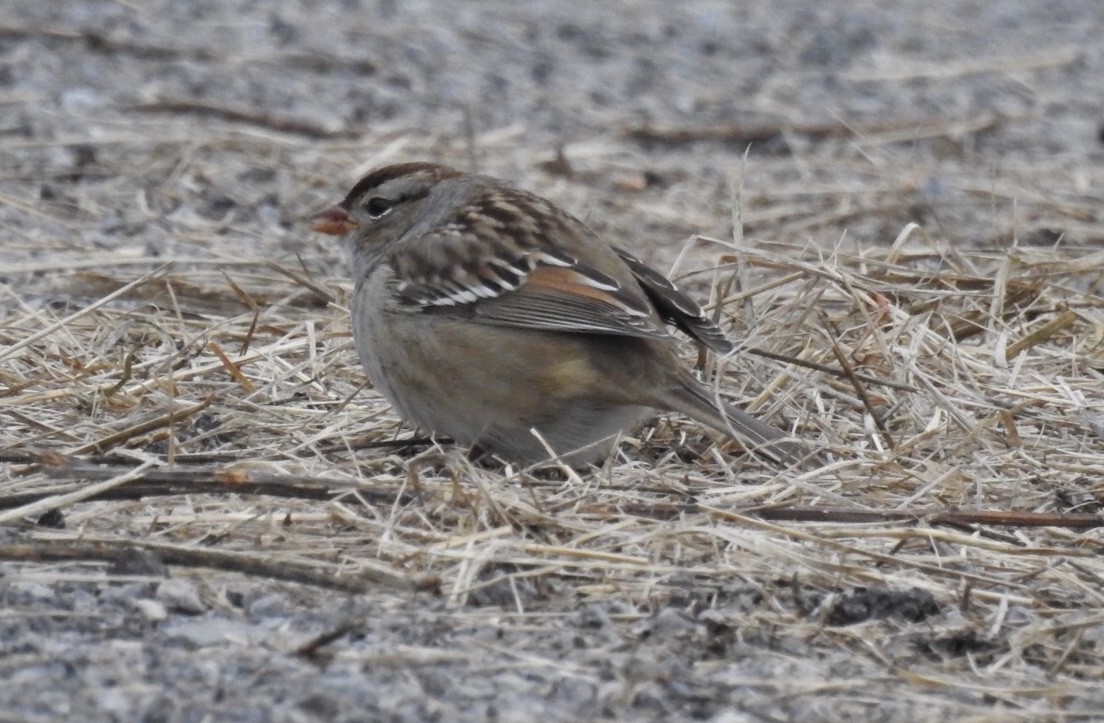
351 282 655 465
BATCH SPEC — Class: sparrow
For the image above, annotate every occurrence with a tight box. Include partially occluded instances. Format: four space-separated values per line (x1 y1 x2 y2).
313 162 807 467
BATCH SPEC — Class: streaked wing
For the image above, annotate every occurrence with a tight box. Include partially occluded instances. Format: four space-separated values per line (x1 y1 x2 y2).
385 189 671 340
613 246 734 354
468 262 669 338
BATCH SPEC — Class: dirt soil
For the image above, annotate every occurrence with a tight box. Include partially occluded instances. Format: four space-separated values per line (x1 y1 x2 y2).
2 1 1104 721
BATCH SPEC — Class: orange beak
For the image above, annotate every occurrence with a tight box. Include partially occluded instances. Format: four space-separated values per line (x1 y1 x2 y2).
311 205 358 236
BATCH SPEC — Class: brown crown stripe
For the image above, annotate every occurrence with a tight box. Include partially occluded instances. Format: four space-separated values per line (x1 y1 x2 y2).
342 163 463 207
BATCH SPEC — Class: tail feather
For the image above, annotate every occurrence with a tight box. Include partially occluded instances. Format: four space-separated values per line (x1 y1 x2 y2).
664 378 813 467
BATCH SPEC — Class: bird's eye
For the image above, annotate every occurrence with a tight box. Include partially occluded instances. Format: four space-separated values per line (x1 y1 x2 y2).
364 197 393 219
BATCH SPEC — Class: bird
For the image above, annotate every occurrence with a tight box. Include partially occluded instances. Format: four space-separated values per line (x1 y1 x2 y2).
312 162 807 467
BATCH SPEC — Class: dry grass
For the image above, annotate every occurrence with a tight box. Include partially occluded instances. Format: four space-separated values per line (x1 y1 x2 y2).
0 82 1099 715
3 130 1103 713
4 0 1104 715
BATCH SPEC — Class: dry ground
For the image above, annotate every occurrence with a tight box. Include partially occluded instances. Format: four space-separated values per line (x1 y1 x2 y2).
2 1 1103 720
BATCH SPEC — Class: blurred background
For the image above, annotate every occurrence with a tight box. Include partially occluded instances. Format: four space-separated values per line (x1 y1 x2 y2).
4 0 1101 271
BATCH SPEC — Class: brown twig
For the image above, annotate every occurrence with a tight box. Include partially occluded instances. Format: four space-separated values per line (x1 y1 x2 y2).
589 499 1104 532
0 539 435 593
67 397 215 456
1006 309 1080 358
819 312 895 451
623 115 1003 147
747 505 1104 531
0 457 415 511
131 99 355 139
746 347 919 392
264 260 336 305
